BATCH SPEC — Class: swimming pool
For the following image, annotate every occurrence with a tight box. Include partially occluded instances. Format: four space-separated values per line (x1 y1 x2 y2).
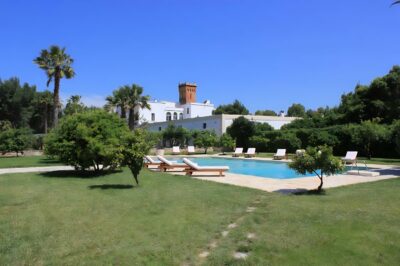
172 157 316 179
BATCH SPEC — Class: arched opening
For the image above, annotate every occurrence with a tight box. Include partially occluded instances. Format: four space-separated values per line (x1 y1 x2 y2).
166 112 171 121
173 112 178 120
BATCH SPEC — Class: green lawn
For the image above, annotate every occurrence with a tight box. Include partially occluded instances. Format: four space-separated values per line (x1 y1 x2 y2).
0 155 61 169
1 169 399 265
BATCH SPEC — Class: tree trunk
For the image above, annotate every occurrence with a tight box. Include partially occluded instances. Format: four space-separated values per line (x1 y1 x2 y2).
317 176 323 192
120 107 126 119
204 147 208 154
44 105 48 134
53 70 61 127
128 108 135 130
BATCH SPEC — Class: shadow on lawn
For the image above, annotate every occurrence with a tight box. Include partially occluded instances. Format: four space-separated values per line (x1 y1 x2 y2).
88 184 134 189
40 169 122 179
275 188 327 196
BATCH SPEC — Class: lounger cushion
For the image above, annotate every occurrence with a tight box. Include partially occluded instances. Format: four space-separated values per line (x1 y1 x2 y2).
183 158 229 170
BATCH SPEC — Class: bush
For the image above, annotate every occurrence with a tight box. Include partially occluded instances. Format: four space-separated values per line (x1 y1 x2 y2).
162 124 190 147
272 132 302 153
45 110 130 171
193 130 218 154
227 116 255 148
219 133 235 154
0 127 33 156
249 135 269 152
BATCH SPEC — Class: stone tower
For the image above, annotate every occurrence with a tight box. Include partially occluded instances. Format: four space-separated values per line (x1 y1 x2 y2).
178 83 197 104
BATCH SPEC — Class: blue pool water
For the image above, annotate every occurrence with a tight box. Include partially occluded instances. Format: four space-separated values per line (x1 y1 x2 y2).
170 157 365 179
172 157 315 179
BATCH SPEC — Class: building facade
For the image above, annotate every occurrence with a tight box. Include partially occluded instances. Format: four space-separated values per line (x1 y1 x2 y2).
145 114 298 136
138 83 214 125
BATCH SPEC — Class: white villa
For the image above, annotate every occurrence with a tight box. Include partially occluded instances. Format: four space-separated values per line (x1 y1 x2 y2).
137 82 298 135
138 83 214 124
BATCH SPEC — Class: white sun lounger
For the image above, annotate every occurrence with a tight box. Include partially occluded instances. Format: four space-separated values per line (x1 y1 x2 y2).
273 149 287 160
172 146 181 155
342 151 358 164
245 148 256 158
144 156 161 168
232 147 243 157
183 158 229 177
157 155 188 172
187 146 195 154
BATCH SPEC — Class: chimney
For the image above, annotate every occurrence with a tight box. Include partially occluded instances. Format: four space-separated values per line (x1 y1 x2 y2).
178 82 197 104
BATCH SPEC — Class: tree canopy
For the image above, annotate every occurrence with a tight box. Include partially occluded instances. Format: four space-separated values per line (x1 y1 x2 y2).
213 100 249 115
255 109 277 116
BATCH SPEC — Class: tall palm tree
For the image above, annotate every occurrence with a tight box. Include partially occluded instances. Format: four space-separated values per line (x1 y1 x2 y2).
34 45 75 127
106 84 150 130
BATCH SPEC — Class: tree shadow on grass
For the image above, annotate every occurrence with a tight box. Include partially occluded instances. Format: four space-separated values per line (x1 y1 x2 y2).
40 169 122 179
88 184 134 190
274 188 327 196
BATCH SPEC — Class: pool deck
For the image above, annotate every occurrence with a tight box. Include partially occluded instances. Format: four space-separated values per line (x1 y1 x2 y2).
152 155 400 193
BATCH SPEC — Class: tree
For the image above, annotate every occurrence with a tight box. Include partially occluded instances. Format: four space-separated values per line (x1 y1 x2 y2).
273 132 302 153
162 124 190 147
226 116 255 148
219 133 235 154
287 103 306 117
107 84 150 130
0 78 36 128
32 90 53 133
121 129 152 185
289 146 344 192
45 110 129 172
255 110 277 116
392 120 400 155
352 120 388 159
64 95 86 116
34 45 75 127
0 127 33 156
193 131 218 154
392 1 400 5
213 100 249 115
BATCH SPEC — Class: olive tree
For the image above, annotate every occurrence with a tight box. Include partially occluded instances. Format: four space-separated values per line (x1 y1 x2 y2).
194 130 218 154
219 133 235 154
121 129 153 185
289 146 343 192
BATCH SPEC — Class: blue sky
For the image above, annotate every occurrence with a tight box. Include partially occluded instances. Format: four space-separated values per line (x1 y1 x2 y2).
1 0 399 112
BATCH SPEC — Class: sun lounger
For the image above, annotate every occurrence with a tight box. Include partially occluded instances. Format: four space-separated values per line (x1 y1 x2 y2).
182 158 229 177
342 151 358 165
232 147 243 157
273 149 287 160
187 146 195 154
244 148 256 158
172 146 181 155
144 156 161 168
157 155 189 172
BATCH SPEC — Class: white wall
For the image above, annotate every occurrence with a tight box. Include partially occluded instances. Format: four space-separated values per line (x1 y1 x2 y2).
181 103 214 119
146 116 223 135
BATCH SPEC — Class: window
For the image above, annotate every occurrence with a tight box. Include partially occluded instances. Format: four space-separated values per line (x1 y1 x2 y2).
166 112 171 121
187 108 190 114
158 127 162 131
151 113 155 121
173 112 178 120
179 113 183 120
203 123 207 129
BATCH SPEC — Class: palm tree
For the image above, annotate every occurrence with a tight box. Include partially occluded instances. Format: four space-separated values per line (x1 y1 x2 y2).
126 84 151 130
105 87 130 119
34 91 53 134
392 1 400 5
106 84 150 130
34 45 75 127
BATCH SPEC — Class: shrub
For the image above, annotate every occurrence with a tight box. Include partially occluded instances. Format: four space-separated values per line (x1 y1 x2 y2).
219 133 235 154
45 110 130 171
272 132 302 153
249 135 269 152
289 146 344 192
193 130 218 154
0 127 33 156
352 120 389 159
162 124 190 147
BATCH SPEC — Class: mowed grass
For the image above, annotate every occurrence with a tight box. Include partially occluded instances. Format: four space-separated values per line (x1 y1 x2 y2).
0 155 61 169
1 168 399 265
0 168 263 265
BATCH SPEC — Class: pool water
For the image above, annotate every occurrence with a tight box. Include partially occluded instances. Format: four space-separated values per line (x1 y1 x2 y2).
171 157 364 179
